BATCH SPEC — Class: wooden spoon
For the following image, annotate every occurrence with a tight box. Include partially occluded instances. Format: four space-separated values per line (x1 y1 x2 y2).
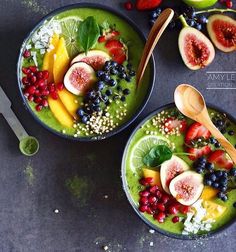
136 8 175 87
174 84 236 164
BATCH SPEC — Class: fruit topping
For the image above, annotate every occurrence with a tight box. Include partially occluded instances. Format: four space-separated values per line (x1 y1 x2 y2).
207 14 236 53
64 62 96 95
142 168 162 188
23 49 31 58
70 50 111 70
105 39 127 64
169 171 204 206
98 21 120 43
202 200 226 220
208 150 234 170
186 146 212 161
124 1 134 11
160 155 190 194
136 0 162 11
162 117 187 134
200 186 218 200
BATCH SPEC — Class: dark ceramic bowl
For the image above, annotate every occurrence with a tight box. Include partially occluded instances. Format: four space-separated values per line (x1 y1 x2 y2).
121 102 236 240
17 3 155 141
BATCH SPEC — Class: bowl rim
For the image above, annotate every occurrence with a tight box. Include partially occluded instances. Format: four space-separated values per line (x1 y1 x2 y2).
121 102 236 240
16 3 155 142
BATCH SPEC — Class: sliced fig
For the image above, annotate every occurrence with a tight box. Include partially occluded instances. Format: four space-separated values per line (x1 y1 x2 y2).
179 26 215 70
160 155 190 194
169 171 204 206
64 62 96 96
207 14 236 53
70 50 111 70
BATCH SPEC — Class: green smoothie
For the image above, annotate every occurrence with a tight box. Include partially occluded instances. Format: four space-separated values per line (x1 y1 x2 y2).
18 7 152 138
123 106 236 237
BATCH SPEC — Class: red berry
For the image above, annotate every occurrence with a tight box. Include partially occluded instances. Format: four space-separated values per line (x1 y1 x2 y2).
34 89 40 97
22 67 30 74
155 190 163 199
30 76 37 84
124 1 133 10
28 95 34 102
36 71 43 79
226 0 233 8
50 91 58 100
98 36 106 43
57 82 64 91
168 205 179 215
149 185 159 194
139 205 148 213
23 50 31 58
34 97 42 104
180 205 191 214
146 207 154 215
148 195 157 204
22 76 29 85
42 70 49 79
37 79 46 88
155 203 165 212
153 212 166 223
42 90 50 96
29 66 38 73
161 194 170 204
27 86 36 95
35 104 43 111
41 99 48 107
23 90 29 98
144 177 154 185
139 190 150 197
139 197 149 205
172 216 180 223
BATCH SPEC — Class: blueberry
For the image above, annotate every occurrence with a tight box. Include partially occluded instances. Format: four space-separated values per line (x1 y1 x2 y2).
195 23 202 30
81 115 88 124
233 202 236 208
110 68 118 75
221 128 227 134
212 182 219 188
105 100 110 106
215 170 223 178
96 70 104 78
206 162 214 171
168 21 176 30
97 81 105 91
215 142 221 148
217 192 225 199
123 88 130 95
204 179 212 186
222 171 228 178
104 61 111 67
228 130 234 136
220 177 228 185
150 10 159 19
77 108 84 117
105 89 112 96
117 85 122 92
187 19 195 27
120 96 126 102
221 194 228 202
127 63 132 69
110 61 118 67
155 8 162 15
129 70 136 76
230 168 236 176
219 185 227 192
185 7 196 19
210 173 217 182
102 94 108 102
109 79 117 87
198 15 208 24
209 137 217 144
119 72 127 79
87 90 96 99
196 167 204 174
102 74 111 82
216 119 224 127
125 76 132 82
94 105 101 112
198 156 207 163
117 65 125 73
94 97 100 105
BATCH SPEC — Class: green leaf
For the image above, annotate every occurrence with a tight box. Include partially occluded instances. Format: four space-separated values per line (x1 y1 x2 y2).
78 16 100 54
143 145 173 167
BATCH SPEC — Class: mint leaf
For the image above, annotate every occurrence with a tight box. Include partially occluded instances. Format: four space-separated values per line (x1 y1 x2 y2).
143 145 172 167
78 17 100 53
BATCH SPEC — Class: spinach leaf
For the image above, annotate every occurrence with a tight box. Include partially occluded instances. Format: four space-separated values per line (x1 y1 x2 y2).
78 17 100 53
143 145 172 167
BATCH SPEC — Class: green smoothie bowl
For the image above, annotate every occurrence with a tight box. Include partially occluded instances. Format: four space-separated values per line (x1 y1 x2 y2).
122 103 236 239
17 3 155 141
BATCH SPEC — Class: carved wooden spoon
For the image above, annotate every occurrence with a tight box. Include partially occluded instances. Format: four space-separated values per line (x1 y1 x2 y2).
174 84 236 164
136 8 175 87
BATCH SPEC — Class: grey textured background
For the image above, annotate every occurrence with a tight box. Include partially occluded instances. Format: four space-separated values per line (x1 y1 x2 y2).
0 0 236 251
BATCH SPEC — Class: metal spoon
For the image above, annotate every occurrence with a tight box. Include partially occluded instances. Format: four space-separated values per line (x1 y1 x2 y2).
0 86 39 156
174 84 236 164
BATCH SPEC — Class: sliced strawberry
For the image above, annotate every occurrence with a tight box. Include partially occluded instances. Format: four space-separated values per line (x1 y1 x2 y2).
109 47 126 64
187 146 212 161
136 0 162 10
98 35 106 43
163 117 187 133
105 39 123 49
185 122 211 144
208 150 234 170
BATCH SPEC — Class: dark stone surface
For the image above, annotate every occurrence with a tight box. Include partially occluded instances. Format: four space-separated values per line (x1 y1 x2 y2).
0 0 235 251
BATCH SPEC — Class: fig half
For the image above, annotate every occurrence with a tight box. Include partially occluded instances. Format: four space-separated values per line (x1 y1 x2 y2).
178 20 215 70
169 171 204 206
207 14 236 53
160 155 190 194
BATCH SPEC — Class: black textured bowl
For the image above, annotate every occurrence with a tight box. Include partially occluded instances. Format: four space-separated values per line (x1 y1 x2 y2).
17 3 155 141
121 102 236 240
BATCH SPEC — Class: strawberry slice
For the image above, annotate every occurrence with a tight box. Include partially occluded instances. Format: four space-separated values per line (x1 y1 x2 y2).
163 117 187 133
187 146 212 161
185 122 211 144
105 39 127 64
136 0 162 10
105 40 124 49
208 150 234 170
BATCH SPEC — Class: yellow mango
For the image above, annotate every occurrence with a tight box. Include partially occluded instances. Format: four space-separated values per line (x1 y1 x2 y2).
203 200 226 220
142 168 162 188
58 89 79 118
53 37 70 83
42 33 60 83
48 96 74 128
200 186 218 200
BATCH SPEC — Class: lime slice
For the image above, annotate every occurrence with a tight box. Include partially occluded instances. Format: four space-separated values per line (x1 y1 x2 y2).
183 0 217 9
59 16 82 57
130 135 170 171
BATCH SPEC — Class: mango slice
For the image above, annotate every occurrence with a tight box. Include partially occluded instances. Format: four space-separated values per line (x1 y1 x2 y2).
200 186 218 200
48 96 74 128
53 37 70 83
42 33 60 83
203 200 226 220
142 168 162 188
58 89 79 118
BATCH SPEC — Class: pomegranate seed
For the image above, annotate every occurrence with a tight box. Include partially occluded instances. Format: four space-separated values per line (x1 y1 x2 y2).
155 203 165 212
124 1 133 10
161 194 170 204
139 197 149 205
28 95 34 102
22 76 29 85
22 67 30 74
30 76 37 84
37 79 46 87
226 0 233 8
23 91 29 98
35 104 43 111
149 185 159 194
50 91 58 100
49 85 56 93
172 216 180 223
168 205 179 215
29 66 38 73
34 89 41 97
153 212 166 223
139 190 150 197
42 70 49 79
27 86 36 95
155 190 163 199
148 195 157 204
180 206 191 214
146 207 154 215
41 99 48 107
139 205 148 213
36 71 43 79
42 90 50 96
139 177 153 186
23 50 31 58
57 82 64 91
34 97 42 104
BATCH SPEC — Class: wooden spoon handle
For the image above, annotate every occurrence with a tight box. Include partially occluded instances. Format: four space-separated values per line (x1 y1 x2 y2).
136 8 174 87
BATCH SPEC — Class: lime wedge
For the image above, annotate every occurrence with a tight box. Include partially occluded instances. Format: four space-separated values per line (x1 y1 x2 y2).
130 135 170 171
59 16 82 57
183 0 217 9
